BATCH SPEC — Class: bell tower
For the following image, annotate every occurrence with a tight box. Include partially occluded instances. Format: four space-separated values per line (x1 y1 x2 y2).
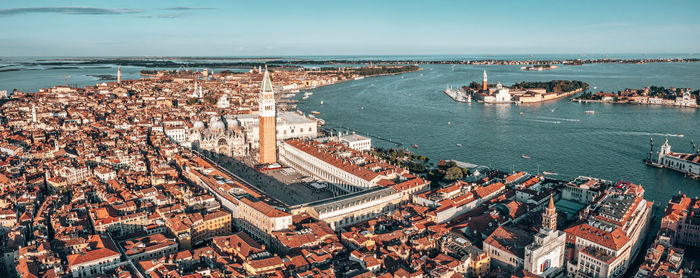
542 194 557 230
258 66 277 164
482 69 488 91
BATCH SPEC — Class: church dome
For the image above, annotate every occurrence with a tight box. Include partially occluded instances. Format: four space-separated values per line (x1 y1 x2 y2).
193 121 205 130
209 116 225 132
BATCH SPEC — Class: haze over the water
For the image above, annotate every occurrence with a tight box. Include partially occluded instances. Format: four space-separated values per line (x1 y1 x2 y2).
1 0 699 56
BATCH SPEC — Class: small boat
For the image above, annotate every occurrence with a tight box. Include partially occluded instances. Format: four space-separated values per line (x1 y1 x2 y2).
521 155 531 159
320 101 324 105
679 134 685 138
447 122 451 125
311 111 321 115
542 171 555 175
302 96 309 100
584 110 595 114
520 112 524 115
456 144 463 147
361 106 364 110
412 144 419 149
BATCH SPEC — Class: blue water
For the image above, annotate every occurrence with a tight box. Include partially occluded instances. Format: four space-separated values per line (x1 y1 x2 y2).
296 62 700 222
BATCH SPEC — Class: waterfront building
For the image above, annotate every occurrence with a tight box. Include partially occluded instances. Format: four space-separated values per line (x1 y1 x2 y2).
561 176 608 204
564 184 653 278
258 69 277 164
494 82 512 103
657 139 700 176
634 240 684 278
675 90 697 107
338 133 372 151
660 193 700 247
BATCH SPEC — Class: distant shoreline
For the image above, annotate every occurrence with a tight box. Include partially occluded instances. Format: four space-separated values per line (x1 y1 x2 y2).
5 57 698 70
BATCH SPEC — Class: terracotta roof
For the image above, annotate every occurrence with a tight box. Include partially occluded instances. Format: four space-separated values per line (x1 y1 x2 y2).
565 223 629 250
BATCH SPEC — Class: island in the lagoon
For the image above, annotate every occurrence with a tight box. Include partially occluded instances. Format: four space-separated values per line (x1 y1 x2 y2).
520 64 558 71
451 70 589 104
572 86 699 108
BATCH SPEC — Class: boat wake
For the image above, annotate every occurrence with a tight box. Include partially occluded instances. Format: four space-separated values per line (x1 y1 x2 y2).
527 119 561 124
612 131 685 137
533 116 580 122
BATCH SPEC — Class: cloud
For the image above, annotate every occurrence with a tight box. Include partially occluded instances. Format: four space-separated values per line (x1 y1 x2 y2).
162 7 212 11
139 13 187 19
0 7 141 16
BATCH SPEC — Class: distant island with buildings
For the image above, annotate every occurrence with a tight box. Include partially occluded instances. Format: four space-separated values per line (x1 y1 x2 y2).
444 70 589 104
11 56 700 70
572 86 699 108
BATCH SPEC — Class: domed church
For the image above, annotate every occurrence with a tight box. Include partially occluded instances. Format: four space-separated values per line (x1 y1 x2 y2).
189 115 248 157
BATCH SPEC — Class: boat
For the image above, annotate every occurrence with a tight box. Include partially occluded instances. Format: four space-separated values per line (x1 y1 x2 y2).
542 171 554 175
361 106 364 110
302 96 309 100
447 122 451 125
354 76 365 80
412 144 419 149
584 110 595 114
456 144 463 147
320 101 324 105
304 92 313 96
311 111 320 115
521 155 531 159
520 112 524 115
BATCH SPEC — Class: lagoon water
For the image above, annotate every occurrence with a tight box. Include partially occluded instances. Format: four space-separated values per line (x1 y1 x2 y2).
296 62 700 223
2 56 700 229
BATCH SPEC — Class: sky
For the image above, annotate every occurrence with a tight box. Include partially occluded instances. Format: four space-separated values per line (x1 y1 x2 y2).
1 0 699 57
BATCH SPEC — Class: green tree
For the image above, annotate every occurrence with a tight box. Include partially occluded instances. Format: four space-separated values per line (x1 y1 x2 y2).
445 166 464 181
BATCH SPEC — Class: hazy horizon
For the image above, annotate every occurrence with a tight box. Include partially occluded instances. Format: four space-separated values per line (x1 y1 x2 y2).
1 0 699 56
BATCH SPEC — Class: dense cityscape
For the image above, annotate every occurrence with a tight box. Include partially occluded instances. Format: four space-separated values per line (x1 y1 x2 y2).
0 61 698 278
2 1 700 278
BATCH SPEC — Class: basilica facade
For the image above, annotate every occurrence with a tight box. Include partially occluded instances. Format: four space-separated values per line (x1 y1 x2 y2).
189 116 248 157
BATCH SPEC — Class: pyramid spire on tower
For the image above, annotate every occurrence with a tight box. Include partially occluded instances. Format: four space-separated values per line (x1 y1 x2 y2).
548 193 555 210
261 66 274 94
542 193 557 230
